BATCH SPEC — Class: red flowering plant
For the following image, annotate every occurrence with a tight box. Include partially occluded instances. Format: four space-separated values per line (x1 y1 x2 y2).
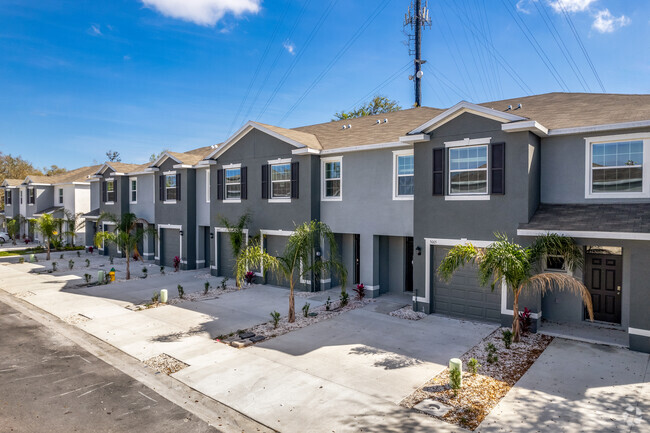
88 246 94 254
519 307 532 334
244 271 256 285
173 256 181 272
353 283 365 300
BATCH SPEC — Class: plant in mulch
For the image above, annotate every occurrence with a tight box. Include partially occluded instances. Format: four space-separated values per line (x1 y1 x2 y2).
204 281 210 295
244 271 255 285
325 296 332 311
467 357 480 374
339 289 349 307
68 259 74 270
173 255 180 272
84 273 92 284
502 329 513 349
302 302 310 317
52 262 58 272
85 258 90 267
220 278 228 290
519 307 532 334
177 284 184 299
88 246 94 254
270 311 281 329
449 368 462 395
353 283 366 300
109 256 114 265
151 291 160 304
60 253 64 260
160 266 165 275
486 342 499 364
77 251 81 257
133 252 139 261
142 267 148 278
18 257 25 264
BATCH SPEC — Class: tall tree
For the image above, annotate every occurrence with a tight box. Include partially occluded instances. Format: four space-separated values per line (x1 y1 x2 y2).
6 215 24 246
219 212 251 286
63 210 85 247
149 150 169 162
94 212 155 280
105 150 121 162
333 96 402 121
43 165 67 176
438 233 593 342
0 152 42 210
34 214 60 260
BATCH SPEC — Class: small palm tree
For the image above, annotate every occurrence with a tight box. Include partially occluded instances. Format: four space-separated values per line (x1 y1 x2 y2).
438 233 593 342
63 210 85 247
94 212 156 280
219 212 251 286
7 214 24 246
277 221 347 323
235 239 279 289
34 214 60 260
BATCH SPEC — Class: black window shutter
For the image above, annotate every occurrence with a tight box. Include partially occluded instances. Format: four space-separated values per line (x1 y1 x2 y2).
112 180 117 200
159 175 164 201
102 181 107 202
432 148 444 196
216 169 224 200
241 166 248 200
491 142 505 195
176 173 181 201
261 164 269 199
290 161 299 199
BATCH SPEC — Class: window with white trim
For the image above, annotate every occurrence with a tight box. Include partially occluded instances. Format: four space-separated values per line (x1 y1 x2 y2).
5 190 12 205
225 168 241 199
449 145 488 195
590 139 644 194
322 157 342 200
165 175 176 200
19 190 23 205
130 179 137 203
393 151 414 199
271 163 291 199
28 188 35 204
106 181 115 202
58 188 63 204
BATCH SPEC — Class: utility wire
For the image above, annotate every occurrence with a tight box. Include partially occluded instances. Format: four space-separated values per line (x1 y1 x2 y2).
480 0 503 98
278 0 393 125
424 63 472 100
556 0 606 92
256 0 339 121
347 61 412 112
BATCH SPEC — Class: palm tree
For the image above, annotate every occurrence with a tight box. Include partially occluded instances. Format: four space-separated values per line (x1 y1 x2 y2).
63 210 85 247
438 233 593 342
7 214 24 246
34 214 60 260
276 221 347 323
235 239 279 289
219 212 251 286
94 212 156 280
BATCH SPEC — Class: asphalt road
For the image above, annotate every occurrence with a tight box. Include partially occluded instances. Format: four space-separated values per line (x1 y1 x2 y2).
0 300 220 433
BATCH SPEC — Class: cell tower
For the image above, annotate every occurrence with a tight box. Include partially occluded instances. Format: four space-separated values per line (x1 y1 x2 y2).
403 0 431 107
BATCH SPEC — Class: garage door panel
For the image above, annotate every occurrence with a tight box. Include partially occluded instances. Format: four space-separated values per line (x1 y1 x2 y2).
433 246 500 323
161 229 180 268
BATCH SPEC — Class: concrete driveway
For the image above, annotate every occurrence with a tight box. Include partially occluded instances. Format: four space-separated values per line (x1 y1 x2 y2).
478 338 650 433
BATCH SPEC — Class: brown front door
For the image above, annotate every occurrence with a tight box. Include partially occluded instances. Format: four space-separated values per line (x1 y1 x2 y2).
585 254 622 323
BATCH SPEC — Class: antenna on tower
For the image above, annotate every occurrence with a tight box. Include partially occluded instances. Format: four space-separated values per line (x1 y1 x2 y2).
404 0 431 107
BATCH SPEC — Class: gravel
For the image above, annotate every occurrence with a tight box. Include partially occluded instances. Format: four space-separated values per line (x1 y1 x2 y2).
389 306 427 321
143 354 189 375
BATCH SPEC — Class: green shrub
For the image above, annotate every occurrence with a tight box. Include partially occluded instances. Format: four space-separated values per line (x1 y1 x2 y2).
68 259 74 270
76 251 81 257
142 267 148 278
160 266 165 275
302 302 310 317
52 262 57 272
486 342 499 364
18 257 25 264
152 291 160 304
502 329 513 349
449 367 462 391
84 273 91 284
60 253 64 259
468 358 480 374
339 290 349 307
85 258 90 267
270 311 281 328
325 296 331 311
177 284 184 299
109 256 114 265
220 277 228 290
204 281 210 295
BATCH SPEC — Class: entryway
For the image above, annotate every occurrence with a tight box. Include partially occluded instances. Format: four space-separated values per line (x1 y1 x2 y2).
585 250 622 324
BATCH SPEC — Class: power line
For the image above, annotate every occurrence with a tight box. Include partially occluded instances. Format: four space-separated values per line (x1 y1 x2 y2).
347 61 412 111
278 0 393 125
424 63 472 100
256 0 339 121
556 0 606 92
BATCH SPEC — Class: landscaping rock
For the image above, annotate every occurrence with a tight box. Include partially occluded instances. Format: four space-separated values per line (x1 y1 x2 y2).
239 332 255 339
249 335 266 343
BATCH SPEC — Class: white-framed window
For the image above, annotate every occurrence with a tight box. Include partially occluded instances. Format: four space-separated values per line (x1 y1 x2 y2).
19 190 23 205
543 255 567 273
27 187 35 205
165 174 177 201
393 150 414 200
322 157 342 201
5 190 11 205
225 167 241 200
106 180 115 203
271 162 291 199
58 188 63 204
585 133 649 199
130 178 137 203
448 145 488 195
205 168 210 203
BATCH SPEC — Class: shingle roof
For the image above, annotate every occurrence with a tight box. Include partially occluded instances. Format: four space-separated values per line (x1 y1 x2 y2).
479 92 650 130
1 179 22 187
293 107 443 150
520 204 650 234
82 208 100 219
166 151 206 166
33 206 64 217
255 122 323 150
104 162 144 174
26 165 103 185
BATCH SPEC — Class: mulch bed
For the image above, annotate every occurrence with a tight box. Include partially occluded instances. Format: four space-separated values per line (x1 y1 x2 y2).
144 353 188 375
401 328 553 430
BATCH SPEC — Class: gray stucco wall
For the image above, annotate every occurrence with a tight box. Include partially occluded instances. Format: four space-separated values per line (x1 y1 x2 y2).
129 174 155 223
90 181 99 211
540 127 650 204
25 185 54 219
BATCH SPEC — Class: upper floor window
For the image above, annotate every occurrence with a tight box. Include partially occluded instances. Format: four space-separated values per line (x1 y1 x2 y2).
106 180 115 203
130 179 137 203
393 150 414 200
586 134 649 199
449 145 488 195
165 174 177 201
20 190 23 204
5 190 11 205
322 157 342 200
58 188 63 204
225 168 241 200
28 188 35 204
271 163 291 199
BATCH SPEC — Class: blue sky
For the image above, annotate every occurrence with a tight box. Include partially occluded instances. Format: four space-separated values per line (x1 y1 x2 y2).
0 0 648 169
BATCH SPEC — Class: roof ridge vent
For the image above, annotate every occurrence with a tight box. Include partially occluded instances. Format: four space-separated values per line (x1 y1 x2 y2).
342 125 347 130
384 118 388 123
376 119 381 124
517 103 522 109
506 105 512 111
348 124 352 129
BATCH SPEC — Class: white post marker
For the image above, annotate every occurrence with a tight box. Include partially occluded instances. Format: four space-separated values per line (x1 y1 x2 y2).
160 289 168 303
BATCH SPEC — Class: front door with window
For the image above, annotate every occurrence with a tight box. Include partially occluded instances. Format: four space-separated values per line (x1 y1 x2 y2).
585 254 622 323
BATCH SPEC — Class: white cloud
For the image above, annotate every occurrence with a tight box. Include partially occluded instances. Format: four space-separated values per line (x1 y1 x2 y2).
548 0 596 13
283 40 295 55
88 24 102 36
516 0 536 14
123 55 132 61
592 8 630 33
140 0 261 26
